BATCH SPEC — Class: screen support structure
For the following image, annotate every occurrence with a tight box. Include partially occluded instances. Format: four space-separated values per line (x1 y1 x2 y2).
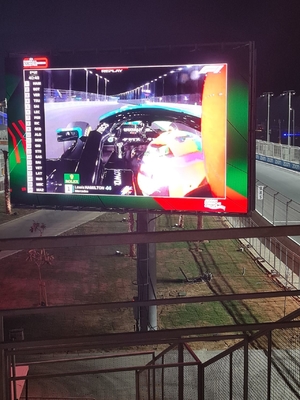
136 212 157 332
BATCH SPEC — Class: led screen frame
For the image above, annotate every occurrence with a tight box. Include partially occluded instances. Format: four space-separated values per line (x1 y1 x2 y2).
5 43 255 215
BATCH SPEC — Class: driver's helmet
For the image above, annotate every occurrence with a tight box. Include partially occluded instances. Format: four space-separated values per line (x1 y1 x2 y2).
137 127 206 197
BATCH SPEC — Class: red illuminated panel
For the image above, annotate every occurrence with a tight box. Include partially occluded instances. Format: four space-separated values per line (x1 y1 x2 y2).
23 57 49 69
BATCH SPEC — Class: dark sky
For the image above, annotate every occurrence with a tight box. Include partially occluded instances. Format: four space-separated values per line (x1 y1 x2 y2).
1 0 300 99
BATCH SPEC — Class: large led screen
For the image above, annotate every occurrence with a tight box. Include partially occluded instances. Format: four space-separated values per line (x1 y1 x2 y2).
6 49 253 214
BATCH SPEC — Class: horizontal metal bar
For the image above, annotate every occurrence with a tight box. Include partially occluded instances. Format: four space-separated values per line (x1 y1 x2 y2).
6 334 246 356
3 320 300 352
10 361 200 382
1 290 299 317
18 350 155 366
1 225 300 250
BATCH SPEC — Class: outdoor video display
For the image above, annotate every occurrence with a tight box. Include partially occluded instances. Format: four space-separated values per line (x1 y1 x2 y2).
6 49 253 214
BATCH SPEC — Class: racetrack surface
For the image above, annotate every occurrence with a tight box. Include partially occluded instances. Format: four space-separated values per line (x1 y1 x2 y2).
256 161 300 203
256 161 300 244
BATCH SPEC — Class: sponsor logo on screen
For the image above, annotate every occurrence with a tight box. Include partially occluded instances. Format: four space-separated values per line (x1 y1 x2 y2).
23 57 49 69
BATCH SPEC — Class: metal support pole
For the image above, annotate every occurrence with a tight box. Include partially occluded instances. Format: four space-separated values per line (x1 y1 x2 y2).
198 363 204 400
243 338 248 400
261 92 273 142
148 218 157 331
178 343 184 400
104 79 108 100
136 212 157 332
286 199 292 225
96 75 99 99
288 93 291 146
292 108 295 147
85 69 88 100
229 352 233 399
282 90 295 146
11 351 17 400
267 331 272 399
272 192 279 225
267 94 271 142
0 316 7 400
69 69 72 98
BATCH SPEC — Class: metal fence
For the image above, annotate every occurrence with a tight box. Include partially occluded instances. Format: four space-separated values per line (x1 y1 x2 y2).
226 215 300 290
224 172 300 291
137 344 201 400
6 309 300 400
255 179 300 228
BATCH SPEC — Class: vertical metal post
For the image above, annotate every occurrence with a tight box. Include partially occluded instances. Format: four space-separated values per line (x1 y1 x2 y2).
135 370 140 400
25 378 29 400
278 119 281 144
279 243 283 278
148 215 157 331
147 368 151 399
272 192 279 225
0 316 7 400
178 343 184 400
96 75 99 99
267 331 272 399
261 92 273 142
69 69 72 98
136 212 157 332
286 199 292 225
11 351 17 400
85 69 88 100
261 186 266 218
229 352 233 399
162 354 165 399
243 338 248 400
137 212 149 332
152 352 156 400
288 93 291 146
282 90 295 146
105 79 108 100
198 363 204 400
292 108 295 147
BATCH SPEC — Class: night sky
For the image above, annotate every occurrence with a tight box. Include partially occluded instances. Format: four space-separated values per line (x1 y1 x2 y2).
1 0 300 99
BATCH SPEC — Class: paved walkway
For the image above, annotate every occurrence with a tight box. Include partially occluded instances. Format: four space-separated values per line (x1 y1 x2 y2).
0 209 103 259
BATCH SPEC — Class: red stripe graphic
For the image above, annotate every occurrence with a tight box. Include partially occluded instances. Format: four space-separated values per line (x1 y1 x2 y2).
8 127 21 163
12 122 26 152
18 120 26 130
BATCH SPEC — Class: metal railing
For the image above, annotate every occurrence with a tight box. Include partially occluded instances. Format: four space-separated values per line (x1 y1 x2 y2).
255 179 300 228
226 215 300 290
5 308 300 400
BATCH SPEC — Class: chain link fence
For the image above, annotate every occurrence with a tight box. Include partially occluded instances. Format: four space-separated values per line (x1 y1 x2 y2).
6 314 300 400
137 344 201 400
